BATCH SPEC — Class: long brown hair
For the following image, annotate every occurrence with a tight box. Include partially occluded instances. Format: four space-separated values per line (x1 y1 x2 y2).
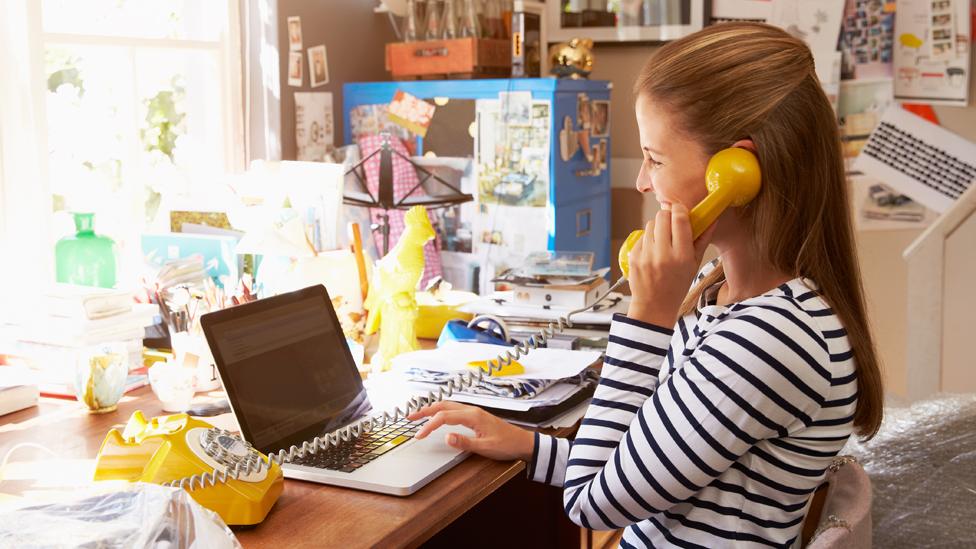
634 22 883 439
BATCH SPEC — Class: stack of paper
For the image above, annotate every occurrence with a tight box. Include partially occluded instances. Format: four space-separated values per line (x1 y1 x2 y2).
0 285 156 397
388 342 601 411
0 365 39 416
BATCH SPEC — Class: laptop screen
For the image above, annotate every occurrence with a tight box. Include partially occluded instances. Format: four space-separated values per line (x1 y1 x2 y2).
201 285 371 454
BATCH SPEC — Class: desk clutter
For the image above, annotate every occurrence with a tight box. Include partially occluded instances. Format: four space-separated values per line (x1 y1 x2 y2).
0 285 156 408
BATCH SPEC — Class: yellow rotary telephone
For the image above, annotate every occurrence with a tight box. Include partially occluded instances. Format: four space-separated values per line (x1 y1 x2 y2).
93 410 283 526
92 148 759 527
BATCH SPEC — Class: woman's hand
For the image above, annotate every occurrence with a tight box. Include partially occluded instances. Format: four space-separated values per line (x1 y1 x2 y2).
408 401 535 462
627 202 715 327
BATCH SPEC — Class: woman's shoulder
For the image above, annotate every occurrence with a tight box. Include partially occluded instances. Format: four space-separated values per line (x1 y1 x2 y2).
707 280 836 389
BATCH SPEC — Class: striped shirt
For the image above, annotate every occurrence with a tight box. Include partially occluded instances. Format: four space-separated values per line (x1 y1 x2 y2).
526 261 857 548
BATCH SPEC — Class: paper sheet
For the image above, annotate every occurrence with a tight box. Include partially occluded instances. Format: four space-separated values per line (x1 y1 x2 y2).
390 342 601 381
770 0 846 75
295 92 334 160
893 0 971 106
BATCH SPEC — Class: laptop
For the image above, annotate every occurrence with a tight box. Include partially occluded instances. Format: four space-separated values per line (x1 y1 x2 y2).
200 284 471 496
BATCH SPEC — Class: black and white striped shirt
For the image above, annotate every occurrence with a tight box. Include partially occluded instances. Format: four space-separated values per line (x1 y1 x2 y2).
527 261 857 548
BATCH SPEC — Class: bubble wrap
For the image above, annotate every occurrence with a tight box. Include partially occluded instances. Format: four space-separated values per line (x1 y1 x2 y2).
843 393 976 548
0 482 241 549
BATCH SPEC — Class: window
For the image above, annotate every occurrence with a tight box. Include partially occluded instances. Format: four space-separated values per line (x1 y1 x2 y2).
36 0 243 280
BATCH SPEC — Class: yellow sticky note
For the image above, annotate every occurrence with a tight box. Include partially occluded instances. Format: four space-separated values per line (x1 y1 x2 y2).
467 360 525 377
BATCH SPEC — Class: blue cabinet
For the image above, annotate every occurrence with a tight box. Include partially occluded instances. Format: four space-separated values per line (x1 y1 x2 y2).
342 78 611 269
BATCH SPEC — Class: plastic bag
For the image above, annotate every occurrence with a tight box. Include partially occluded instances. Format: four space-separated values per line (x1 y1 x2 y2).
844 393 976 548
0 482 242 549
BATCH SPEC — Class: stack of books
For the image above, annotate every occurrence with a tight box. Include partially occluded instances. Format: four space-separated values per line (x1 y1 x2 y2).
0 285 157 397
478 251 628 349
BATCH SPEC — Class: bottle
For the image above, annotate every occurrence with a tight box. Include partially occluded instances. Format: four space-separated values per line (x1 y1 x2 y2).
55 212 118 288
459 0 481 38
425 0 445 40
403 0 421 41
442 0 459 39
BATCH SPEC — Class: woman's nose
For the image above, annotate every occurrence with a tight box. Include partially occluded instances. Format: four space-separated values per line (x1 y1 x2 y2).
635 164 653 193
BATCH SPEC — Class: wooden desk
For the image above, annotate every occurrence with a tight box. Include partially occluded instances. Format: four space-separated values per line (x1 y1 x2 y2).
0 387 584 548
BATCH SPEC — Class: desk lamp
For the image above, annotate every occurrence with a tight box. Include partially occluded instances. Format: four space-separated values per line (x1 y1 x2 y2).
343 133 473 255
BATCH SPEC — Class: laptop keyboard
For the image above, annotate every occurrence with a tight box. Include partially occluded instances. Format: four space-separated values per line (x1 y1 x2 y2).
289 418 426 473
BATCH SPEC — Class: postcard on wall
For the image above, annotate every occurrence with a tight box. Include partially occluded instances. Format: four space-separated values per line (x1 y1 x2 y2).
839 0 896 80
295 91 334 161
387 90 436 137
287 16 302 51
287 51 303 87
893 0 970 106
307 45 329 88
475 99 551 208
591 100 610 137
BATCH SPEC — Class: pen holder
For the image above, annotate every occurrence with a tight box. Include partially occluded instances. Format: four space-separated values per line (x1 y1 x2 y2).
168 330 221 393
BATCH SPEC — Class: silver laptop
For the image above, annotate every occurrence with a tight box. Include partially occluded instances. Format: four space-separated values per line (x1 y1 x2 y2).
201 284 470 496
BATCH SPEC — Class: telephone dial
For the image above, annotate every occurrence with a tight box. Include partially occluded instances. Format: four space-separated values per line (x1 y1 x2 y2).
93 147 760 526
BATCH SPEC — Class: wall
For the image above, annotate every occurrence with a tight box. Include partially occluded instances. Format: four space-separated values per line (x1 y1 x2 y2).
276 0 397 160
597 42 976 399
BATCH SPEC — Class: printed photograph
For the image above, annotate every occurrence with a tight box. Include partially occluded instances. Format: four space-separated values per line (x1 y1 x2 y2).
308 45 329 88
287 51 303 87
287 16 302 51
591 100 610 137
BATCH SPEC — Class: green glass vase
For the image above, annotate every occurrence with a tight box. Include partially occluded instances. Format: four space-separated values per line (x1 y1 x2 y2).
55 212 117 288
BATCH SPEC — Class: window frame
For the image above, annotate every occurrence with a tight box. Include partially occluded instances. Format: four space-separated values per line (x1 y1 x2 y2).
16 0 245 283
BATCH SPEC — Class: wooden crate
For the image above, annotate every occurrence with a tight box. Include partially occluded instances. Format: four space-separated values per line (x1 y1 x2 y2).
385 38 512 80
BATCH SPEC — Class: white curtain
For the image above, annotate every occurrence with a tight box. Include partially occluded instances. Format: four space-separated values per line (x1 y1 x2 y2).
0 0 51 290
242 0 282 164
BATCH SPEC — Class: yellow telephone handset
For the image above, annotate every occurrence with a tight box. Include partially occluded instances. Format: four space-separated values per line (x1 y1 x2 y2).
619 147 762 278
94 410 284 526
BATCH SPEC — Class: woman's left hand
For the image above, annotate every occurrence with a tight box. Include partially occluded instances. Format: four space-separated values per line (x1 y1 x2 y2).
626 202 715 327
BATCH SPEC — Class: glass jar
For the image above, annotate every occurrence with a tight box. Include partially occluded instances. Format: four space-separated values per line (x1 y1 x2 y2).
74 343 128 413
55 212 117 288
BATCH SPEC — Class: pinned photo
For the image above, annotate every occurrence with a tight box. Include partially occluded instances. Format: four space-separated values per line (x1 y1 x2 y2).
576 93 591 129
287 51 303 87
308 45 329 88
287 16 302 51
591 100 609 137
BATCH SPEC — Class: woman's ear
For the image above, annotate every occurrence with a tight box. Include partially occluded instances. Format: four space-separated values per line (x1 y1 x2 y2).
731 138 757 153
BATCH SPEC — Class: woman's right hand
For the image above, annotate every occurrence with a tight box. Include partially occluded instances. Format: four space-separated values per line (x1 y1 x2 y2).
408 401 536 462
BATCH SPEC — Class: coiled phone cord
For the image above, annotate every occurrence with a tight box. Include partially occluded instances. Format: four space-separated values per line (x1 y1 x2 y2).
167 277 628 491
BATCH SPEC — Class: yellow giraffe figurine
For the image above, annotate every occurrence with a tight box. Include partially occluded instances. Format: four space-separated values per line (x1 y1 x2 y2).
364 205 435 371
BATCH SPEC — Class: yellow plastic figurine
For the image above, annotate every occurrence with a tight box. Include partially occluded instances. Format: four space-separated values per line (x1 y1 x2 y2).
364 205 435 371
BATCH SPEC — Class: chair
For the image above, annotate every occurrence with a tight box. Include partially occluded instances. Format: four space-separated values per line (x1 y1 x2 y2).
805 456 872 548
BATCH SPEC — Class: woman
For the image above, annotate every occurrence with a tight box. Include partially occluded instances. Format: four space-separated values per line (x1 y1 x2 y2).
410 22 883 548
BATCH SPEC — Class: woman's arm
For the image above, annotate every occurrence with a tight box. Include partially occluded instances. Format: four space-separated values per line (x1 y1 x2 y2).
526 312 673 487
411 311 674 487
561 310 831 530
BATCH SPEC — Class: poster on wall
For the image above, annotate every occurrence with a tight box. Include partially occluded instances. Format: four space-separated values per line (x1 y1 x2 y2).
838 78 895 172
893 0 971 106
295 91 334 161
475 98 551 207
471 202 550 295
839 0 896 80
